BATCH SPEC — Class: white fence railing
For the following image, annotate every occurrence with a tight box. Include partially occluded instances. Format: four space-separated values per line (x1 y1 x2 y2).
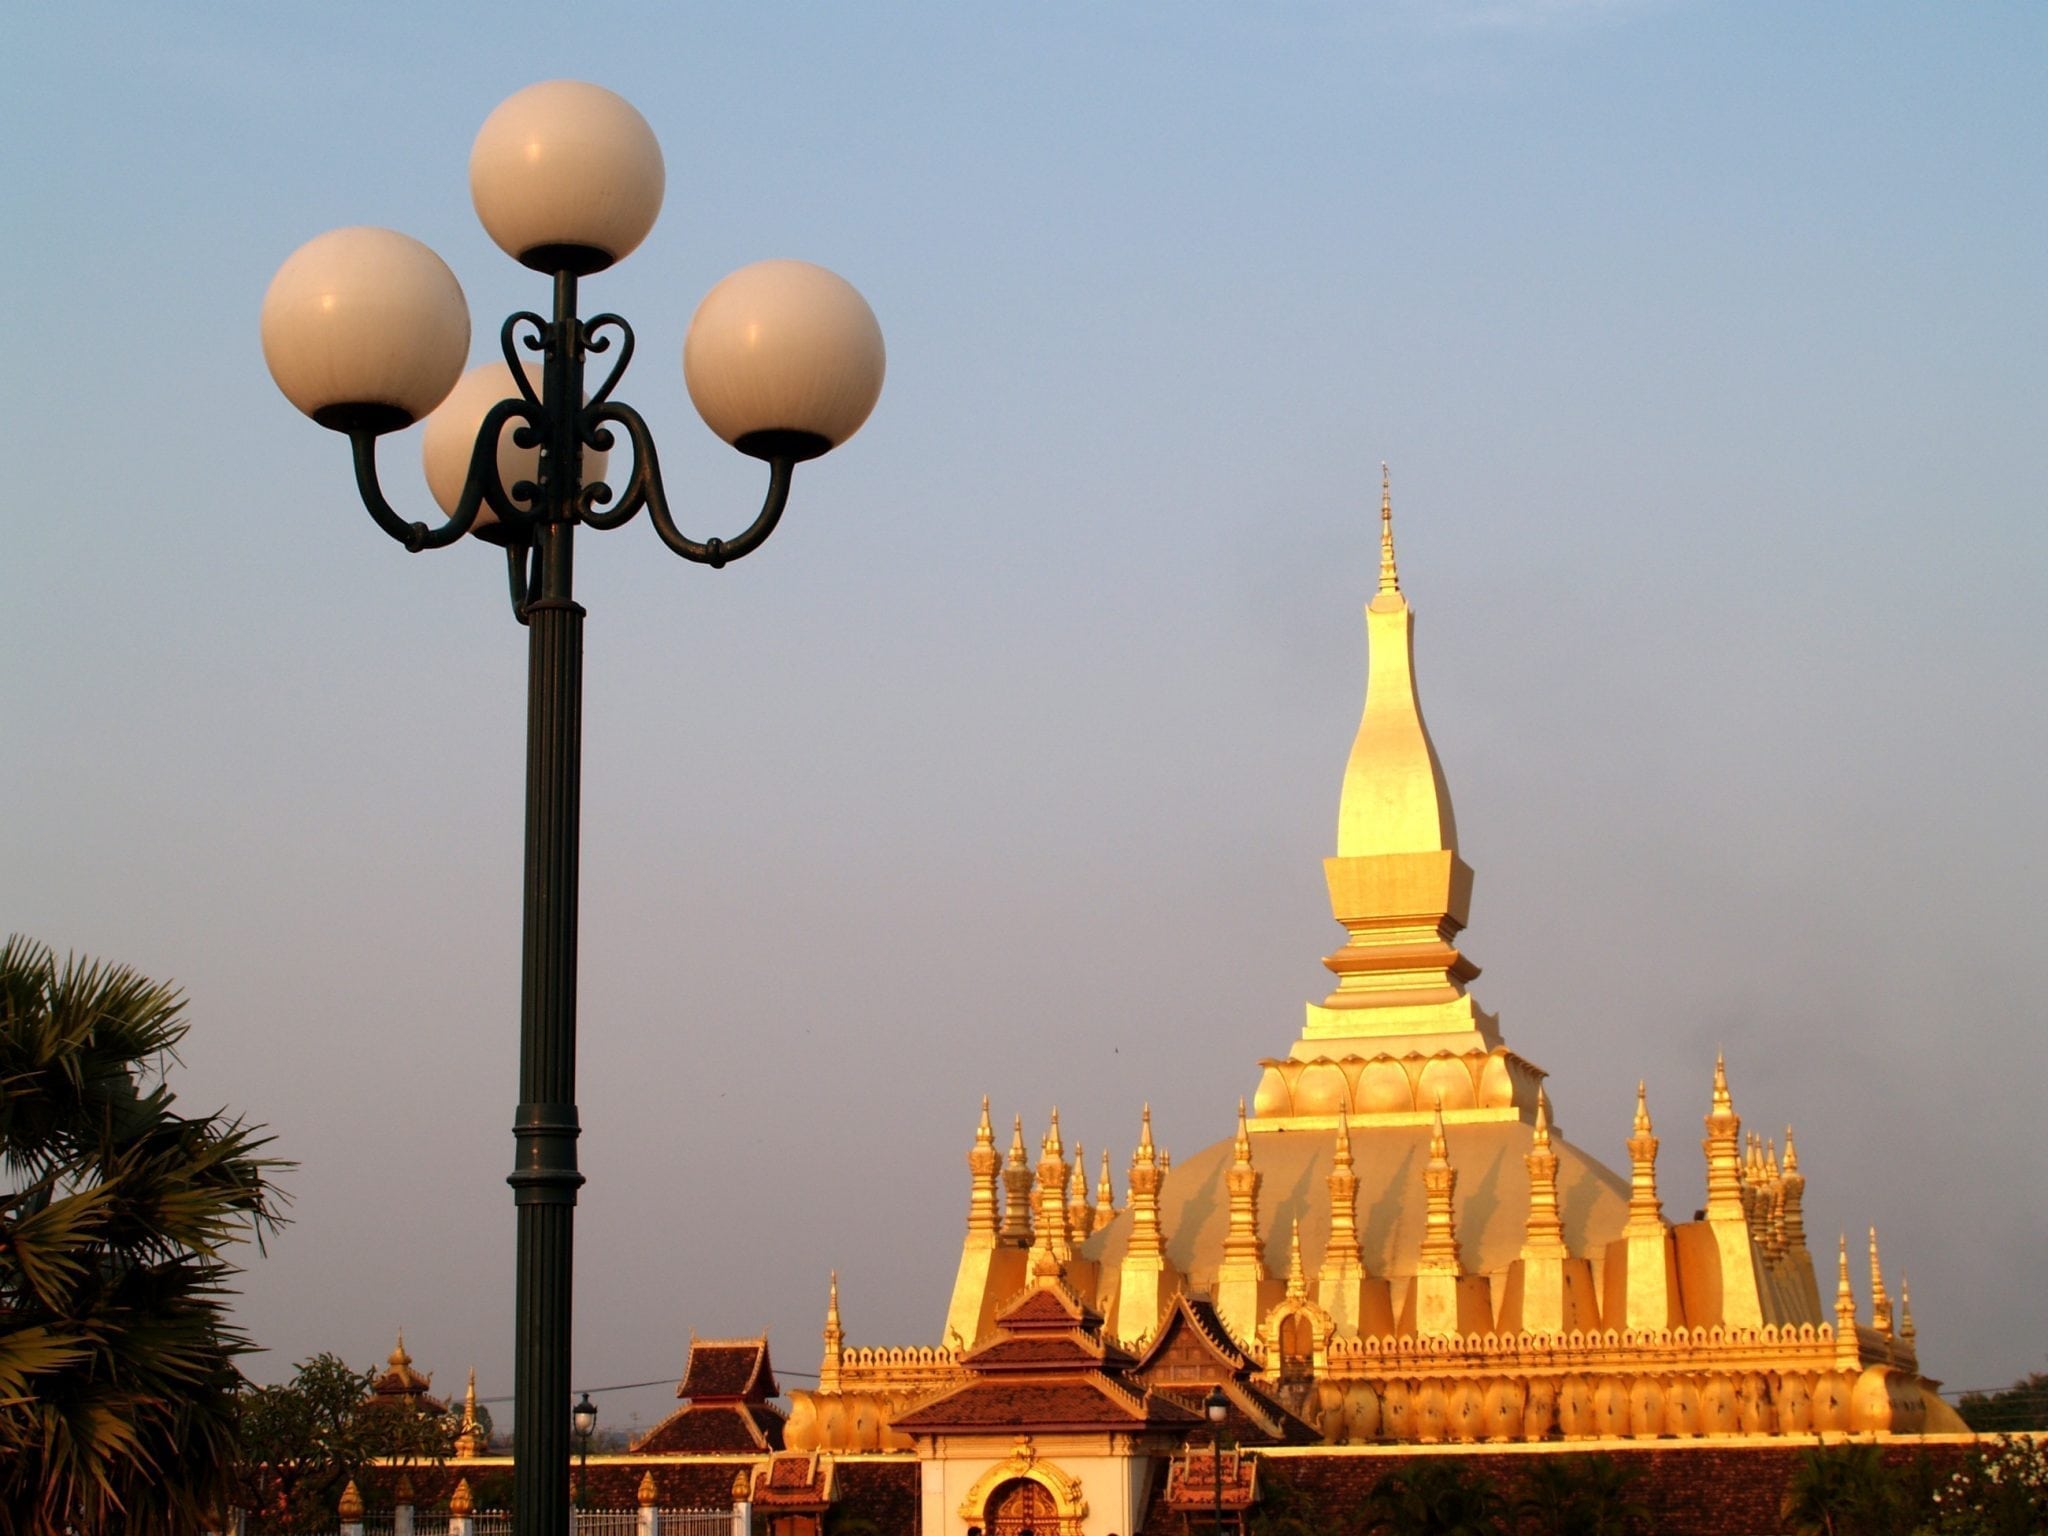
285 1512 732 1536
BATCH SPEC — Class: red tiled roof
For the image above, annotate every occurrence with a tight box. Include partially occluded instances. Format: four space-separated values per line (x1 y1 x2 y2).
678 1339 777 1402
998 1285 1099 1331
895 1378 1201 1431
632 1401 786 1454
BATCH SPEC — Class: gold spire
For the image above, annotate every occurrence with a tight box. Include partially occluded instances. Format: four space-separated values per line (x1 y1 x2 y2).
1899 1275 1916 1348
1419 1100 1462 1274
1378 462 1400 595
1868 1228 1894 1337
390 1329 410 1371
1522 1089 1566 1257
820 1271 844 1392
1222 1099 1263 1267
456 1367 482 1457
638 1471 660 1509
1702 1053 1745 1221
966 1096 1000 1240
1095 1147 1116 1227
1625 1082 1664 1233
1334 467 1458 860
450 1479 474 1517
1286 1216 1308 1301
1833 1233 1862 1369
1000 1115 1034 1246
1126 1105 1165 1261
1067 1145 1095 1240
1326 1109 1363 1271
733 1469 753 1502
1033 1109 1073 1266
338 1480 364 1522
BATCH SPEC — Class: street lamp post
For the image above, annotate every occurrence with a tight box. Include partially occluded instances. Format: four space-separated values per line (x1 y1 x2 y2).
1204 1385 1229 1536
261 80 884 1536
572 1393 597 1512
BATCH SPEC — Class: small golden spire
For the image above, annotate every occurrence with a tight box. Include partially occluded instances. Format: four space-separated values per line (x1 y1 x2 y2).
638 1471 660 1508
456 1367 482 1457
1095 1148 1116 1227
1868 1228 1894 1336
976 1094 994 1147
390 1329 411 1371
1286 1216 1307 1301
1328 1107 1364 1271
1420 1098 1462 1274
1067 1146 1095 1240
1378 462 1400 595
820 1270 845 1392
450 1479 474 1517
1899 1275 1916 1347
1160 1147 1172 1175
1126 1103 1166 1262
338 1480 364 1522
1626 1083 1663 1232
1782 1126 1800 1173
1833 1232 1861 1368
732 1468 752 1502
1001 1115 1035 1246
1138 1102 1154 1156
1042 1107 1065 1161
1523 1089 1565 1258
1222 1099 1262 1267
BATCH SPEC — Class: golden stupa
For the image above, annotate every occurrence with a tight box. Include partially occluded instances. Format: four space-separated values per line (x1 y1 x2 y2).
788 470 1961 1455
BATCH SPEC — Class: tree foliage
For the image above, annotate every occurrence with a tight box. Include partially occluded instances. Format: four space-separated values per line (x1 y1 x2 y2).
0 936 288 1535
1363 1458 1508 1536
234 1353 465 1533
1512 1454 1649 1536
1955 1372 2048 1434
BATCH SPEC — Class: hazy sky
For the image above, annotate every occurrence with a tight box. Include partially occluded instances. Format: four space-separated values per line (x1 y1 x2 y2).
5 2 2043 1438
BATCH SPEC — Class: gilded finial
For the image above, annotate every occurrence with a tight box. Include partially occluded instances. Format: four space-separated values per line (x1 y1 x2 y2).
1533 1088 1552 1146
1835 1235 1854 1308
1833 1233 1860 1366
1009 1115 1027 1162
827 1269 841 1328
391 1329 411 1370
1334 1106 1354 1168
1633 1080 1652 1136
1712 1052 1732 1114
1160 1148 1171 1174
1233 1098 1252 1162
1096 1148 1115 1222
1429 1095 1449 1161
1286 1216 1307 1299
1378 461 1400 595
1868 1227 1893 1336
1783 1126 1800 1173
338 1480 364 1522
1899 1275 1916 1346
732 1468 752 1501
1137 1103 1155 1155
450 1479 474 1517
638 1471 660 1508
976 1094 993 1147
456 1366 482 1457
1042 1107 1064 1160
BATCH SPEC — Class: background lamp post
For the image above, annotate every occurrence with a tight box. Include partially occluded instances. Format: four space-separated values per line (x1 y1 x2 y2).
572 1393 597 1510
1204 1385 1229 1536
260 79 884 1536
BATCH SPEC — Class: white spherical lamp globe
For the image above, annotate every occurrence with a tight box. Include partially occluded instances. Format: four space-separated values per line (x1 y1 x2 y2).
420 360 610 537
470 81 665 274
683 260 885 461
261 227 470 432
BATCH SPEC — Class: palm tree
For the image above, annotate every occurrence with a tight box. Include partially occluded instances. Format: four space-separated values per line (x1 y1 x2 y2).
1363 1458 1508 1536
1513 1454 1650 1536
1780 1440 1902 1536
0 936 289 1535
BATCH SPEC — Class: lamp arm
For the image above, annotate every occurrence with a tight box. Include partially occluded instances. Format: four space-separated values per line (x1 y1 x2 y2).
588 400 796 568
347 398 533 552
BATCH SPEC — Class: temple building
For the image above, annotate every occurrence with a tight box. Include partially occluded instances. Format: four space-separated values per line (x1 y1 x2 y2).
775 470 1965 1527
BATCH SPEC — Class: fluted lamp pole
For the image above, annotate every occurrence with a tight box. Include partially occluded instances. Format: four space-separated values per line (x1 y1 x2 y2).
261 81 884 1536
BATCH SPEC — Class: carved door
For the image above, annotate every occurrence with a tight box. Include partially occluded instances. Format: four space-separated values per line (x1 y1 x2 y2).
985 1476 1061 1536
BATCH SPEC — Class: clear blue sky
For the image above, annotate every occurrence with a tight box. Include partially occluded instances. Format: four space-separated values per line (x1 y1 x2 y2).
5 2 2043 1436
